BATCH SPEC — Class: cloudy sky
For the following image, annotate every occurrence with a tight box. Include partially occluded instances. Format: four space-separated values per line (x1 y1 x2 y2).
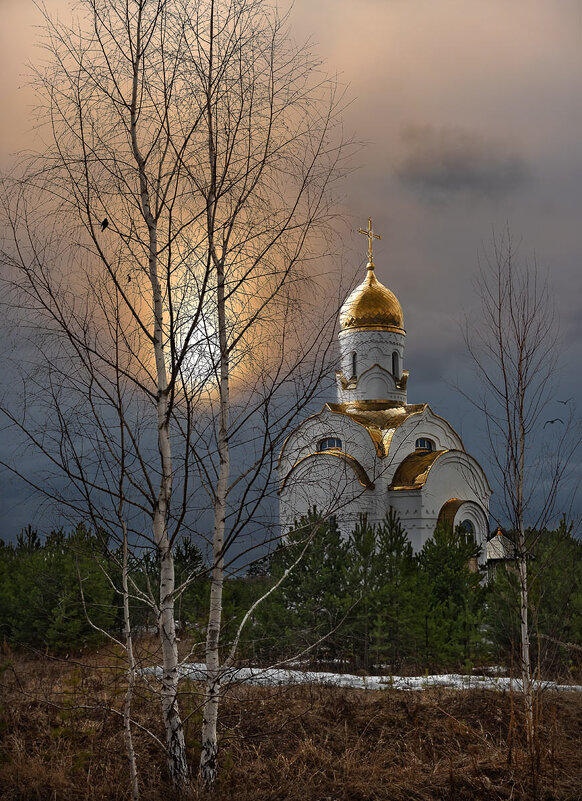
2 0 582 534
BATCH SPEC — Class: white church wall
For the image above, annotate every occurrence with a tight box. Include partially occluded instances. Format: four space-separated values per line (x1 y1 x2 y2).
386 452 490 553
451 501 490 563
339 329 405 380
279 417 490 552
386 492 426 552
366 410 449 490
278 408 380 479
424 451 490 506
345 365 404 404
388 408 464 461
420 453 489 543
279 453 378 536
366 455 397 495
337 329 407 404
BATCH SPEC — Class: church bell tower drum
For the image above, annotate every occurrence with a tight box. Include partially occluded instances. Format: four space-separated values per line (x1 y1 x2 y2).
336 219 407 405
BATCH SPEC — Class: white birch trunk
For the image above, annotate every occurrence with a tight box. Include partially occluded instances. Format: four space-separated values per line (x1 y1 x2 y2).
517 366 534 748
200 251 230 786
200 7 230 783
128 7 188 787
157 541 189 786
148 181 189 791
121 523 140 801
518 542 533 746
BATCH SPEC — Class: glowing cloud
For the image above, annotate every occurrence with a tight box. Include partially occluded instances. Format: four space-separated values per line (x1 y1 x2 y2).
396 124 531 203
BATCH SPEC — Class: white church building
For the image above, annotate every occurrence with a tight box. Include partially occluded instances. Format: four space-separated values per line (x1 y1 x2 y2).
278 219 491 557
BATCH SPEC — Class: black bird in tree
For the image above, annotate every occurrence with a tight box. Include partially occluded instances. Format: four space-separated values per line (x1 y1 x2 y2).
100 217 109 231
543 418 564 427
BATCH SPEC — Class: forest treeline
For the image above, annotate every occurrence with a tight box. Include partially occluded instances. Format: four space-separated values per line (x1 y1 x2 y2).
1 511 582 678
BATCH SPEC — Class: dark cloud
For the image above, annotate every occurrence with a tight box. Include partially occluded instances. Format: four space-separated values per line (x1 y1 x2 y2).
396 125 531 202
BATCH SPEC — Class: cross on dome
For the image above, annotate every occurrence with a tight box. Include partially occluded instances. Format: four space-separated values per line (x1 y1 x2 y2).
358 217 382 268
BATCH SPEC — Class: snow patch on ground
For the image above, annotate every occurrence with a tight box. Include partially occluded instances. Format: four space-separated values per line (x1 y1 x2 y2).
140 663 582 693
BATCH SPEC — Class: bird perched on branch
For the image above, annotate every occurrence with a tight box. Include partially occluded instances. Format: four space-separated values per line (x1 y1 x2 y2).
543 418 564 427
100 217 109 232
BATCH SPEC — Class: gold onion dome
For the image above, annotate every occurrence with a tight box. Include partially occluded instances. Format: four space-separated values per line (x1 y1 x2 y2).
340 263 404 333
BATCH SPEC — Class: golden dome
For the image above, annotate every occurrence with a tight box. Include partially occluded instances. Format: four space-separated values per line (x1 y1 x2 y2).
339 265 404 333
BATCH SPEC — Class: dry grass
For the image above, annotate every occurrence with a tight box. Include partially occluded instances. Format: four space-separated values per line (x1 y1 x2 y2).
1 644 581 800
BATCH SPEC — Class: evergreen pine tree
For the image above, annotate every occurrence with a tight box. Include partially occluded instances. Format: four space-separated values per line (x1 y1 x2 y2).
345 515 377 671
372 508 423 672
248 510 349 663
0 524 116 651
419 525 485 671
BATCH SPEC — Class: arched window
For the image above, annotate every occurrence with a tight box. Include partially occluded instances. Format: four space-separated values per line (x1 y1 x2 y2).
460 519 475 534
318 437 342 452
392 351 399 378
415 437 435 451
460 519 478 570
351 351 357 377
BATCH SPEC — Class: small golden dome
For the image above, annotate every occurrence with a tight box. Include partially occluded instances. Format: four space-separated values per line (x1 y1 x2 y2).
340 265 404 333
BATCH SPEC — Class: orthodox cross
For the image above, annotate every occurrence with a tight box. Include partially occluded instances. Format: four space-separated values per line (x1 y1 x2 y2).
358 217 382 265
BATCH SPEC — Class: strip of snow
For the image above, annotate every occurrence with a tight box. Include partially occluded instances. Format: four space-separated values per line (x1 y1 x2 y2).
139 663 582 693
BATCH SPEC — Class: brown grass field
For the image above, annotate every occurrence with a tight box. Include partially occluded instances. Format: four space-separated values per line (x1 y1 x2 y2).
1 643 582 801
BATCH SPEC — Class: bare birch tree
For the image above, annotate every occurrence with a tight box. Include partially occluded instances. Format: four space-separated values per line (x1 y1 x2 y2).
463 230 578 749
0 0 346 791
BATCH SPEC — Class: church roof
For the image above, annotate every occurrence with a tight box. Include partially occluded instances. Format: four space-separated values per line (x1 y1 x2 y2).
339 265 404 333
487 529 516 561
389 449 448 490
326 401 427 457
